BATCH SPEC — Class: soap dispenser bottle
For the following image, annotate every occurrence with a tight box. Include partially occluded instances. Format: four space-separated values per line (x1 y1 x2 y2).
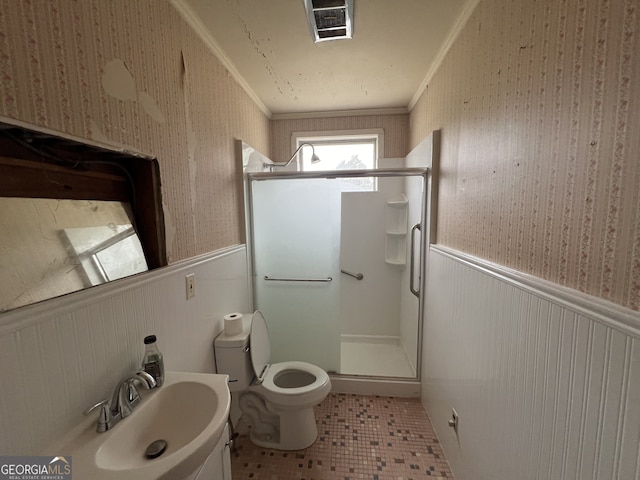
141 335 164 387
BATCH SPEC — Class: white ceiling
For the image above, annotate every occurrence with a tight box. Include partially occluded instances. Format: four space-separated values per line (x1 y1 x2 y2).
177 0 473 116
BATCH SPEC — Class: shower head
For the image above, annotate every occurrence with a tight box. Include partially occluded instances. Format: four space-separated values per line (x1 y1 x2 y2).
265 143 320 170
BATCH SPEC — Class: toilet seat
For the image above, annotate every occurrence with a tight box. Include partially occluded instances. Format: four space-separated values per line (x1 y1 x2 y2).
263 360 329 391
249 311 330 407
249 310 272 383
256 361 331 408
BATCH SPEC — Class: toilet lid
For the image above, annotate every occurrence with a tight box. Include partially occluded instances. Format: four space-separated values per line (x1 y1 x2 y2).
250 310 271 380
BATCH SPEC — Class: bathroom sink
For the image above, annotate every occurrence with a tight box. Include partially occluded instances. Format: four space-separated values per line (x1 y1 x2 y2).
47 372 230 480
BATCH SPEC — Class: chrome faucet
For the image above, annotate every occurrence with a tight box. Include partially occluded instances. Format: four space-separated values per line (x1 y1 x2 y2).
84 370 157 432
111 370 156 419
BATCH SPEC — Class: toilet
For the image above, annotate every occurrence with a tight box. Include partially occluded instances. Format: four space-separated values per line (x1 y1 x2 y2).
214 311 331 450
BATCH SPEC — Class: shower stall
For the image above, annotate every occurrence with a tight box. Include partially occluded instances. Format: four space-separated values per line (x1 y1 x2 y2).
239 137 437 383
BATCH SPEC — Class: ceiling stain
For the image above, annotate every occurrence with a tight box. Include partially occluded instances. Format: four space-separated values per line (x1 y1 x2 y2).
230 5 298 101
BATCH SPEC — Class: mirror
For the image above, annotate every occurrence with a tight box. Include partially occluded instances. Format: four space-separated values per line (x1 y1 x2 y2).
0 197 148 312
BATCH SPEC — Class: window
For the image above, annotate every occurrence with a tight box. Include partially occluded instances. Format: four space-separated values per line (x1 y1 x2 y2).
294 129 383 192
63 221 148 286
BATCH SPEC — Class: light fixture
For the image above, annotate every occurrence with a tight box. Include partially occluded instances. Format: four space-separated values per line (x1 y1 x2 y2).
303 0 354 43
264 143 321 170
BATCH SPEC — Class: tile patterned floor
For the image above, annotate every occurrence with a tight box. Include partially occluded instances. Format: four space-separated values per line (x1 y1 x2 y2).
231 393 454 479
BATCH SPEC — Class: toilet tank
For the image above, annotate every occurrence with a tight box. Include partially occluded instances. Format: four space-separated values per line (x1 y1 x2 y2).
214 314 254 392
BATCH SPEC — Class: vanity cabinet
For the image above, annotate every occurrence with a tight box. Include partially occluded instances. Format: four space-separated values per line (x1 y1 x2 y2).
186 423 232 480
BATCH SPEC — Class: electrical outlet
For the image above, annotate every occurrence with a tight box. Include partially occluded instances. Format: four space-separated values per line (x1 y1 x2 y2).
448 408 459 432
186 273 196 300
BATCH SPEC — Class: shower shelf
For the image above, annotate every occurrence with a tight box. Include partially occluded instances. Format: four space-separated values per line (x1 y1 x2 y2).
384 195 408 267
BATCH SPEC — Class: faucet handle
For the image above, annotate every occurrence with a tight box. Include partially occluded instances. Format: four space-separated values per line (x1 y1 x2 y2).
83 399 112 432
126 380 143 407
126 371 157 408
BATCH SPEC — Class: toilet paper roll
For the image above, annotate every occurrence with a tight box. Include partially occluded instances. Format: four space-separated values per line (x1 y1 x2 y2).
224 312 243 335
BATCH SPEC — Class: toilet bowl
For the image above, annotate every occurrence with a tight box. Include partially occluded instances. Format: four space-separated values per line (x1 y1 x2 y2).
214 311 331 450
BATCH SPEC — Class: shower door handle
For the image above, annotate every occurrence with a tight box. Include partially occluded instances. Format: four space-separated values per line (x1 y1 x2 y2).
410 223 421 298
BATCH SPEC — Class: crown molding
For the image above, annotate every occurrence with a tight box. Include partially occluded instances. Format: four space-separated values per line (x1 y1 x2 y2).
271 107 408 121
169 0 272 118
170 0 478 120
408 0 480 111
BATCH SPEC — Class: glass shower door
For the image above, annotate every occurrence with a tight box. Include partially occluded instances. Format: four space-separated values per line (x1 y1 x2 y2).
251 178 342 372
339 174 424 377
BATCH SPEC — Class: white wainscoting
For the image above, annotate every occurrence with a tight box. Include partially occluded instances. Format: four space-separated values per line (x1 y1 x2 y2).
0 245 251 455
422 245 640 480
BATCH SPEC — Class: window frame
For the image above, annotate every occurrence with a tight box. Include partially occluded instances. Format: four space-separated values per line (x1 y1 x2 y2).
292 128 384 172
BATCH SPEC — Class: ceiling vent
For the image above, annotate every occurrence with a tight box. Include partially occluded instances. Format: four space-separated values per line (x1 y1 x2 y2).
303 0 354 43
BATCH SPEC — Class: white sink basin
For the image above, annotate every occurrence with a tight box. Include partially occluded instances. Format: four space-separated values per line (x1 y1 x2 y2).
47 372 230 480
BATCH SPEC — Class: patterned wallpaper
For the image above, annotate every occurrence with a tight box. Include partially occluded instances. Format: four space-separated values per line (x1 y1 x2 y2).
0 0 270 263
270 114 409 163
410 0 640 310
2 0 637 311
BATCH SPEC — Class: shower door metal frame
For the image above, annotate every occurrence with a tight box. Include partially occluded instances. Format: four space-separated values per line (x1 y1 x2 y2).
245 167 431 382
